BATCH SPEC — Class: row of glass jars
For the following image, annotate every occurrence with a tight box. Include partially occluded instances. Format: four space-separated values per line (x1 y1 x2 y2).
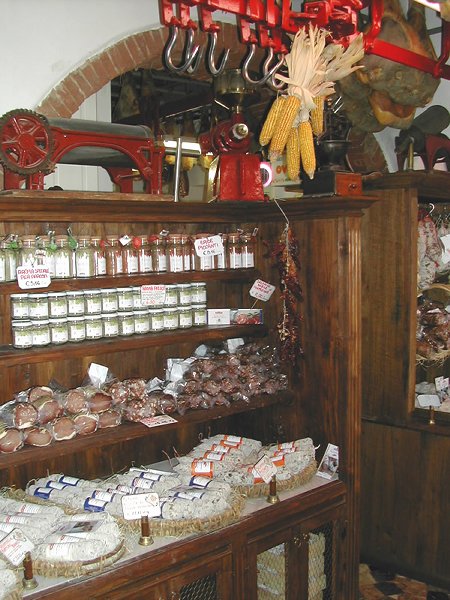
10 283 207 321
0 232 256 282
11 305 208 348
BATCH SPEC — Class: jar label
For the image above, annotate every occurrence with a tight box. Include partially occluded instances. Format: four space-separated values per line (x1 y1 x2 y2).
103 322 119 336
241 250 255 268
179 313 192 328
119 322 135 335
86 322 102 337
51 329 68 344
139 252 152 272
33 331 50 345
228 250 242 269
85 298 102 314
75 254 93 277
54 255 72 278
13 330 33 347
0 259 5 282
169 254 184 272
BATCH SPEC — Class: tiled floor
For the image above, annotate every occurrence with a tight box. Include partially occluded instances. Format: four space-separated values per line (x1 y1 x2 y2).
359 564 450 600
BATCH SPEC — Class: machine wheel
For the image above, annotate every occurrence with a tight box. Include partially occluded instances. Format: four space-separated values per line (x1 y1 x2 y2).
0 109 54 175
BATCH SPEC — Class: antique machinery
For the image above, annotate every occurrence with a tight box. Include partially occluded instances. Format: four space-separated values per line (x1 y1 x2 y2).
0 109 164 193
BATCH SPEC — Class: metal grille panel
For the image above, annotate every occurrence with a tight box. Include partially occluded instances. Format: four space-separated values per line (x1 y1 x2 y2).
257 542 287 599
309 522 334 600
180 573 218 600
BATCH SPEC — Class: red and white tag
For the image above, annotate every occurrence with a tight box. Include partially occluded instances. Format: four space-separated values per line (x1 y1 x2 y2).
140 415 178 428
253 455 277 483
194 235 223 257
0 528 34 566
141 284 166 306
249 279 276 302
17 266 51 290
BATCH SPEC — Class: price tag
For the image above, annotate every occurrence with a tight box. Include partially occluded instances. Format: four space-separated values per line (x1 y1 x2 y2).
317 443 339 480
249 279 276 302
88 362 109 387
141 284 166 306
16 266 51 290
55 519 103 538
440 233 450 265
417 394 441 407
119 234 132 247
435 376 449 392
0 528 34 566
121 492 161 520
194 235 223 258
140 415 178 428
253 455 277 483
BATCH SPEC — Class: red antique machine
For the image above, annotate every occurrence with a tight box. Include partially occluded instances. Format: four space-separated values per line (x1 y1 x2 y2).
0 109 164 193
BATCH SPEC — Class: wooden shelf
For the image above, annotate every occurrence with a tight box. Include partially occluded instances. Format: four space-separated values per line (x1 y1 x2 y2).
0 391 292 469
0 324 268 366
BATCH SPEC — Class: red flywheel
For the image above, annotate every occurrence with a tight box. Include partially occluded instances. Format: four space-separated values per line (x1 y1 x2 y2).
0 109 55 175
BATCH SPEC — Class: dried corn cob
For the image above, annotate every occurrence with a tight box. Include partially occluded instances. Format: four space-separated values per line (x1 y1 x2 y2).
286 125 301 181
310 95 325 136
259 96 287 147
298 120 316 179
182 157 197 171
165 154 176 165
268 95 301 162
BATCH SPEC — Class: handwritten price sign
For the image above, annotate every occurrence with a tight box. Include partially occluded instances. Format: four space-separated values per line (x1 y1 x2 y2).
249 279 276 302
141 284 166 306
17 266 51 290
194 235 223 257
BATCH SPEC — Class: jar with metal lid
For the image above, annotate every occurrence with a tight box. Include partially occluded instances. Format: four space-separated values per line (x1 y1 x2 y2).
10 294 29 320
105 237 123 276
47 292 68 318
28 293 49 320
116 287 134 311
122 240 139 275
49 318 68 345
84 289 102 314
91 237 107 276
11 320 33 348
166 234 185 273
18 235 37 268
177 283 192 306
118 311 135 336
101 288 118 313
102 312 119 337
164 284 178 307
75 236 95 278
31 319 50 346
148 308 164 332
241 233 256 268
163 307 178 330
136 236 152 273
67 316 86 342
85 315 103 340
190 282 207 304
134 309 150 334
38 235 56 277
132 286 144 310
178 305 193 328
66 291 85 316
53 235 74 278
192 304 207 326
194 233 215 271
214 233 227 270
0 239 18 282
149 234 167 272
227 233 242 269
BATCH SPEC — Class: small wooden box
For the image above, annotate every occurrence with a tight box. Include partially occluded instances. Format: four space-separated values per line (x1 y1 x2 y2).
302 170 362 196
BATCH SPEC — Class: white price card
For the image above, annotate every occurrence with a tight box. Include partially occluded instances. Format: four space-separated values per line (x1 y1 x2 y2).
88 362 109 387
249 279 276 302
317 443 339 480
194 235 223 258
140 415 178 428
435 376 449 392
440 234 450 265
141 284 166 306
417 394 441 407
253 455 277 483
121 492 161 520
55 519 103 538
0 528 34 566
17 266 51 290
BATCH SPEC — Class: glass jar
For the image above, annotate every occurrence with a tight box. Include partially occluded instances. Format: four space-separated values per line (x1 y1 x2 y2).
102 312 119 337
149 235 167 272
11 320 33 348
132 286 144 310
48 292 68 318
91 237 107 276
194 234 214 271
118 311 135 336
164 284 178 307
177 283 192 306
122 240 139 275
181 234 192 271
38 235 55 277
166 234 185 273
148 308 164 332
66 291 85 316
53 235 74 279
75 236 95 278
190 282 207 304
28 293 49 320
105 237 123 276
32 319 50 346
163 307 178 330
214 233 227 270
18 235 37 268
137 236 152 273
85 315 103 340
241 233 256 268
49 318 68 345
192 304 207 326
134 309 150 334
101 288 118 313
67 316 86 342
0 240 17 282
116 287 134 312
178 305 193 329
10 294 29 320
227 233 242 269
84 289 102 314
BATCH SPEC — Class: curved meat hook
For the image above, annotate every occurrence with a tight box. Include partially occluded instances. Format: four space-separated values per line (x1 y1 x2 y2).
163 25 201 74
206 31 230 76
242 45 285 86
266 54 288 91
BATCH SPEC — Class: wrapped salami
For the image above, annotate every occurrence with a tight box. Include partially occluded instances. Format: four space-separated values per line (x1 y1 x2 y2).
0 401 38 430
97 409 122 429
0 426 23 453
61 387 89 415
73 413 98 436
49 416 77 441
88 391 113 414
23 426 53 447
32 395 63 424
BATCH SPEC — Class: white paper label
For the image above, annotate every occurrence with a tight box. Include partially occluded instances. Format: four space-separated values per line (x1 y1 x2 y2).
17 266 51 290
435 376 449 392
194 235 223 257
317 443 339 480
141 284 166 306
0 529 34 566
253 455 277 483
417 394 441 407
249 279 276 302
88 363 109 387
121 492 161 520
440 233 450 265
140 415 178 428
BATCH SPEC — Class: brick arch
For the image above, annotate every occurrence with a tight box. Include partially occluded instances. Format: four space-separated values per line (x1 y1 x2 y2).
35 23 251 118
